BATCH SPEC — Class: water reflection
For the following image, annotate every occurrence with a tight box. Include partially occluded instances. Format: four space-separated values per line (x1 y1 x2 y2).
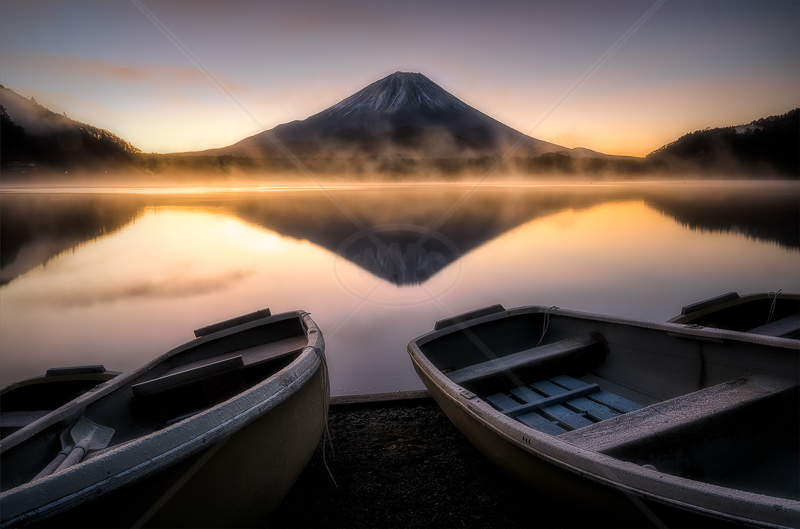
1 182 799 394
642 184 799 250
2 182 798 287
0 208 345 387
5 209 287 307
0 194 143 285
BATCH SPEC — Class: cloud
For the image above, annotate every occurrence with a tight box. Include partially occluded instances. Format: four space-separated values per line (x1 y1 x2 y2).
9 54 249 94
15 269 257 308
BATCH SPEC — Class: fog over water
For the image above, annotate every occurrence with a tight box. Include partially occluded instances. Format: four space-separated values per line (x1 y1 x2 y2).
1 180 798 394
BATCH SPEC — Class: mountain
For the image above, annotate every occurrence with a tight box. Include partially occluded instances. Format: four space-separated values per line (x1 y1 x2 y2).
0 85 141 171
197 72 569 159
647 108 799 176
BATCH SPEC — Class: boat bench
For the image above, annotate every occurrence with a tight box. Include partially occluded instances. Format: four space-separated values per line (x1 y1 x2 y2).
131 355 246 398
131 355 250 426
558 374 798 456
130 337 308 425
485 375 642 436
0 411 51 438
446 336 605 393
131 335 309 400
747 314 800 338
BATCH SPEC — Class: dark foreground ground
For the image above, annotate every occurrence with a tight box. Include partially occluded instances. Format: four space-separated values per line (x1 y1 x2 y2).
270 392 605 529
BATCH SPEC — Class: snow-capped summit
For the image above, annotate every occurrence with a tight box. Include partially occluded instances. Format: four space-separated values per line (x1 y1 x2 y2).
201 72 567 158
327 72 467 116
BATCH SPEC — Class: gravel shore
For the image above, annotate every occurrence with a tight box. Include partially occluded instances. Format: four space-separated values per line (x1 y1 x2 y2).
269 392 589 529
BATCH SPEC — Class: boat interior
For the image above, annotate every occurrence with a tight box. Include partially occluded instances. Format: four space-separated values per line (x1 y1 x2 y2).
1 313 310 493
0 367 116 440
420 307 800 502
676 292 800 339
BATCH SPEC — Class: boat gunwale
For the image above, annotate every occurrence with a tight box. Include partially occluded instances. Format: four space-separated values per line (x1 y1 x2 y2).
0 371 122 397
407 304 800 528
667 291 800 327
0 310 310 451
414 304 800 351
0 310 326 527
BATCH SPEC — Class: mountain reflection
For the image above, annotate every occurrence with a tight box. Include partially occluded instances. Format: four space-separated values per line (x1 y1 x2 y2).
642 188 799 249
0 194 144 285
1 183 798 287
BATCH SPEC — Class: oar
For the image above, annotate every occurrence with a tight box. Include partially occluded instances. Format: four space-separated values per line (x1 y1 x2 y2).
35 416 115 479
34 424 75 479
54 416 115 473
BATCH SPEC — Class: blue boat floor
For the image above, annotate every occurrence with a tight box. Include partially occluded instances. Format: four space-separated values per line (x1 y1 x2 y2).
486 375 643 435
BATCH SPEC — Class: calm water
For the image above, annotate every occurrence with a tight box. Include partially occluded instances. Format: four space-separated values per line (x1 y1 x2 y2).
1 181 799 394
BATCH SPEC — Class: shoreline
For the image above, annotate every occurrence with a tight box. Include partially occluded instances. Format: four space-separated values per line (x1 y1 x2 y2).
269 391 592 528
2 178 798 193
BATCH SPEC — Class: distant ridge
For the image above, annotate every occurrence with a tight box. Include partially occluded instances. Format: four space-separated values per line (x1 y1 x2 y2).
195 71 569 159
0 85 140 170
648 108 799 175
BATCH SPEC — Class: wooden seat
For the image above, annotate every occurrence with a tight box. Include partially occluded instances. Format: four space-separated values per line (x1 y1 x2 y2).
446 336 605 393
486 375 642 435
132 356 245 398
559 374 798 455
747 314 800 338
131 355 250 426
131 335 309 427
0 411 51 438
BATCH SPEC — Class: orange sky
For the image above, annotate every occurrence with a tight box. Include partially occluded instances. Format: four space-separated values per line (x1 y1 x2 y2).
1 0 798 157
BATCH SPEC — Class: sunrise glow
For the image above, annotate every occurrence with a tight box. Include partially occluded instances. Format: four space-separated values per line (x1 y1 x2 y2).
1 1 797 157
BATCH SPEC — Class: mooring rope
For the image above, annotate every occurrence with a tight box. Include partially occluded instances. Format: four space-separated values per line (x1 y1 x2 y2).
315 346 338 488
766 289 782 325
536 306 559 347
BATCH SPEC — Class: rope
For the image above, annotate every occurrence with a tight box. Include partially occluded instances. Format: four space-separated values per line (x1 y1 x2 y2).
315 346 337 488
766 289 782 325
536 306 559 347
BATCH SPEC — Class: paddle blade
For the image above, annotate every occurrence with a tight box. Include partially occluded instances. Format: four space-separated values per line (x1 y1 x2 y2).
69 416 115 449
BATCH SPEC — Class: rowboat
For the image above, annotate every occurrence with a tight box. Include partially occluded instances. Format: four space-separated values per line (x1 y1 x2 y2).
1 308 329 528
1 365 120 439
407 304 799 528
668 291 799 339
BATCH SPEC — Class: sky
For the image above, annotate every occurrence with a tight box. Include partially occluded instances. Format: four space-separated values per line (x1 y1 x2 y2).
0 0 798 157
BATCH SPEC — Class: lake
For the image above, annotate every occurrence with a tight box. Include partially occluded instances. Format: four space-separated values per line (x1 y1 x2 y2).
1 180 798 395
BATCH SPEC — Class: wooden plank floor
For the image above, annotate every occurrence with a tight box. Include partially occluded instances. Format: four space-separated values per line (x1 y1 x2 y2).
485 375 642 435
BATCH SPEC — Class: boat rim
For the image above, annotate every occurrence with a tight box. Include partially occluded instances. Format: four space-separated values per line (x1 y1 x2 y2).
415 304 800 350
407 304 800 528
0 310 314 451
667 291 800 324
0 311 325 527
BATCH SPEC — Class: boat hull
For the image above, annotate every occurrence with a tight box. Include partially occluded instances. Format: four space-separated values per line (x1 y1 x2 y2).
408 304 800 528
41 362 328 528
413 361 735 528
1 311 329 528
